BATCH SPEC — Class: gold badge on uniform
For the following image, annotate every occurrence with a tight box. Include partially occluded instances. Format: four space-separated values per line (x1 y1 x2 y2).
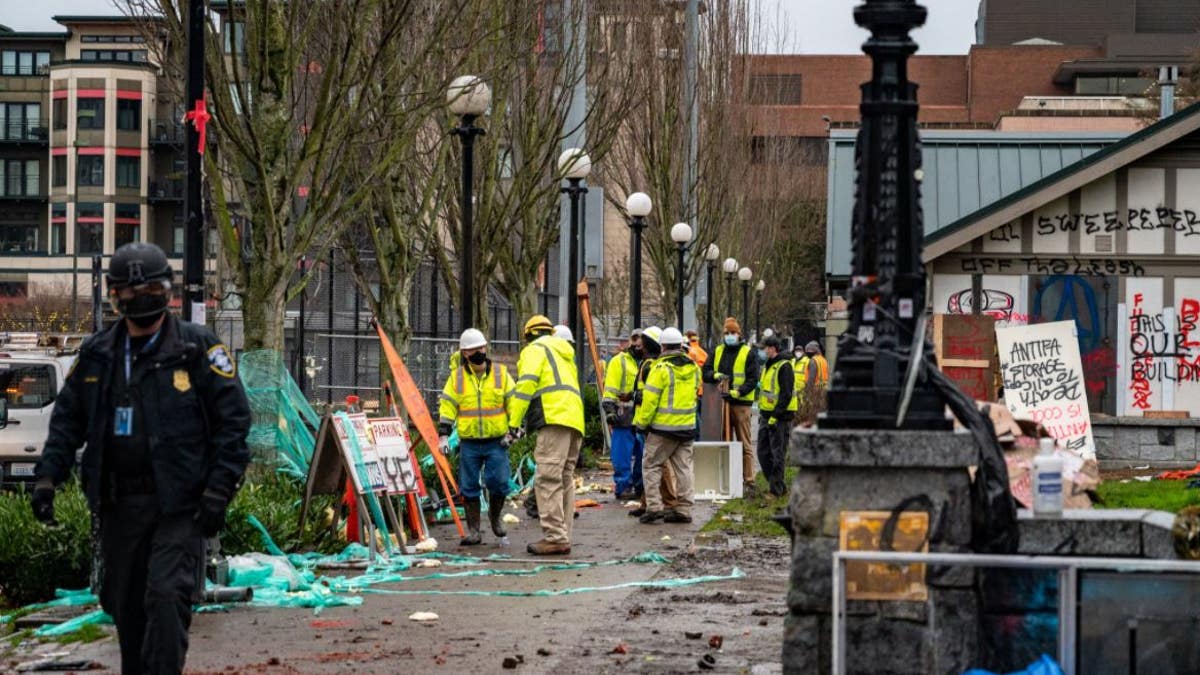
173 369 192 392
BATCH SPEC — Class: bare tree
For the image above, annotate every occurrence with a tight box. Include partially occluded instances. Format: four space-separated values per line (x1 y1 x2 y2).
119 0 471 350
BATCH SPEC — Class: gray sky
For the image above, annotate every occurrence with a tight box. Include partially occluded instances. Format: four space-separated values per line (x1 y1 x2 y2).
4 0 980 55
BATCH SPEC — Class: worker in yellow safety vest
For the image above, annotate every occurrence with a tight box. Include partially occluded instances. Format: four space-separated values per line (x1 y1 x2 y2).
602 330 641 499
756 336 796 497
437 328 516 546
509 315 585 556
801 340 829 403
633 327 699 524
627 326 679 517
702 317 760 494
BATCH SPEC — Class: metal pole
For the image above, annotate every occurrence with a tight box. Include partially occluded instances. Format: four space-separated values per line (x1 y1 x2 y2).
630 216 644 330
297 256 307 396
430 264 439 337
352 285 360 394
182 0 205 323
725 273 733 319
327 248 334 407
563 178 585 368
676 244 686 328
71 253 78 330
741 280 749 338
453 115 482 332
91 255 102 333
683 0 699 227
705 261 715 348
755 289 761 341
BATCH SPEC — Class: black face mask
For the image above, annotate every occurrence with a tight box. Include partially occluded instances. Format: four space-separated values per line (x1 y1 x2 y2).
630 345 644 358
467 351 488 365
118 293 168 328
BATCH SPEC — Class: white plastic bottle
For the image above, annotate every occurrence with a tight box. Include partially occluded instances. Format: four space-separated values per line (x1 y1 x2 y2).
1032 437 1064 518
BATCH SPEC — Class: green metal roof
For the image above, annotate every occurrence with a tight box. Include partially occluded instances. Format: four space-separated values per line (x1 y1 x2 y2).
825 128 1125 277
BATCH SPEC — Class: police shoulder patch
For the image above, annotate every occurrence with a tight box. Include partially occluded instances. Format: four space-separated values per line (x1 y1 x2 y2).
207 344 236 378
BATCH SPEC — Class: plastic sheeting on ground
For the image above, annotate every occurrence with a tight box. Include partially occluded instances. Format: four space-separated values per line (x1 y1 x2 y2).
238 350 321 480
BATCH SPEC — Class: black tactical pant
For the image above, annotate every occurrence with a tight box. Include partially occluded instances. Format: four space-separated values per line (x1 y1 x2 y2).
756 413 793 497
99 494 204 675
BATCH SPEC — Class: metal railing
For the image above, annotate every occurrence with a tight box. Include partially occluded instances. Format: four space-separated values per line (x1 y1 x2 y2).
149 179 184 199
0 119 48 142
831 550 1200 675
150 119 184 144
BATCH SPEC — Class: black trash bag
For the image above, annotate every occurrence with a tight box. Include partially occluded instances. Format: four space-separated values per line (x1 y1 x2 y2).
927 366 1020 554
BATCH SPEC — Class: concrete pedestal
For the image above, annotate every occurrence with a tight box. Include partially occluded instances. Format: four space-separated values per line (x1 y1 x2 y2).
783 427 979 675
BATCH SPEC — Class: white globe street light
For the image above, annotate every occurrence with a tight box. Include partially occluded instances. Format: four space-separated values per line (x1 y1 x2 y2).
557 148 592 180
447 75 491 117
625 193 653 328
670 223 693 327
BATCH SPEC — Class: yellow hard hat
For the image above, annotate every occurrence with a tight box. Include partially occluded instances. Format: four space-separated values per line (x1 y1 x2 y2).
523 314 554 336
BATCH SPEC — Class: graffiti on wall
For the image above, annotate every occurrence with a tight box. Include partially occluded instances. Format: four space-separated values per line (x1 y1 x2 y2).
961 257 1145 277
1035 209 1200 236
1126 294 1200 409
1032 275 1115 406
946 289 1016 322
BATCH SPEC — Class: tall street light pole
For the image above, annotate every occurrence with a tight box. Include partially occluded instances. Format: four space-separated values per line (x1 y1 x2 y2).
722 257 738 320
755 279 765 342
704 243 719 348
559 148 591 366
626 192 652 330
448 75 491 332
823 0 950 430
738 266 752 340
670 222 693 328
182 0 206 323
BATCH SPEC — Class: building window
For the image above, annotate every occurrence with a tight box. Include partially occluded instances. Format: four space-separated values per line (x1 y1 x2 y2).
0 50 50 75
115 203 139 247
0 102 43 140
0 159 40 197
117 99 140 131
52 156 66 187
116 156 139 188
76 155 104 187
748 74 803 105
80 50 148 63
173 215 184 255
76 202 104 255
50 204 66 254
1074 76 1156 96
77 97 104 130
52 98 66 130
224 21 246 54
82 35 145 44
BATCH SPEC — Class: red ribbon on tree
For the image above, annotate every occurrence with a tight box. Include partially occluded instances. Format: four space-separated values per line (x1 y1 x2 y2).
183 95 211 155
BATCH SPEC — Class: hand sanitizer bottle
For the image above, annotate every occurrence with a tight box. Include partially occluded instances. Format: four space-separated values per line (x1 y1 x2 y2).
1033 437 1063 518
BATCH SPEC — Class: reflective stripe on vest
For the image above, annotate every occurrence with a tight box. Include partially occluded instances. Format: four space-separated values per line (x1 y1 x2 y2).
759 360 797 413
713 343 753 402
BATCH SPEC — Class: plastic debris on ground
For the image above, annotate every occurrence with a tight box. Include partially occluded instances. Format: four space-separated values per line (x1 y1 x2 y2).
408 611 439 622
502 513 521 524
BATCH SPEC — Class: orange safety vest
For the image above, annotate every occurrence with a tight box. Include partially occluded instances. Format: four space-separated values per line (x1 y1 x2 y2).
687 340 708 396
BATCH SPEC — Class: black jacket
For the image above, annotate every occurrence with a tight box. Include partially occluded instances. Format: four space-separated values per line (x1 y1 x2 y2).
701 341 760 406
36 315 251 515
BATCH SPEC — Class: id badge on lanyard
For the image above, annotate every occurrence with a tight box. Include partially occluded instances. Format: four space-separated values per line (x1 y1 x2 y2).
115 332 156 437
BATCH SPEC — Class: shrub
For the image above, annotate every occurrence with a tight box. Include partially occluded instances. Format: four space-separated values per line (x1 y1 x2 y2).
221 471 344 556
0 482 92 607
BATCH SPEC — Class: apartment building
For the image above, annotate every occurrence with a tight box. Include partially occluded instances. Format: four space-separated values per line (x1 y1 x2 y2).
0 16 192 305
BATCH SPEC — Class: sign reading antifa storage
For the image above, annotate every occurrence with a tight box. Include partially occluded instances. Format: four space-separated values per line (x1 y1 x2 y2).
996 320 1096 458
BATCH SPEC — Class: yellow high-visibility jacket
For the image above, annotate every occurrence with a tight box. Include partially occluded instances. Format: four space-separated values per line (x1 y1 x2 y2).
510 335 585 434
437 361 515 440
634 353 700 438
759 357 797 414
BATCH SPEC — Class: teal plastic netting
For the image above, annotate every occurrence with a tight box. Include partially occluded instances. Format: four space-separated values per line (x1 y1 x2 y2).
238 350 320 479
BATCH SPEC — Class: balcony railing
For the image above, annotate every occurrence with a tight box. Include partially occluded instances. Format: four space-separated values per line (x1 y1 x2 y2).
149 179 184 201
150 119 185 145
0 119 49 143
0 225 42 255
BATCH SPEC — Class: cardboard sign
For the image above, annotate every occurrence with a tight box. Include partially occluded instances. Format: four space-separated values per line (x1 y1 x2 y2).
839 511 929 602
367 417 422 495
997 320 1096 458
332 413 386 494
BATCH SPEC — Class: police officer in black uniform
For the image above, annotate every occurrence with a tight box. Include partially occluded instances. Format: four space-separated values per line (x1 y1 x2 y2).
30 242 251 675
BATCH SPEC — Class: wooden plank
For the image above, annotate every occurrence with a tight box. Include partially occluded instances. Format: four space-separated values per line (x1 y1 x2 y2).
941 358 990 369
1144 410 1189 419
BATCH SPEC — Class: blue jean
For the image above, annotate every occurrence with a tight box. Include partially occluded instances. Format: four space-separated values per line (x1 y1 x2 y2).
458 439 512 500
611 426 636 493
630 432 646 493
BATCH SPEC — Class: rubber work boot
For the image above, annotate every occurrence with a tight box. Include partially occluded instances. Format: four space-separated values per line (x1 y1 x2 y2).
460 499 482 546
664 511 693 524
488 493 507 538
639 510 665 524
527 539 571 556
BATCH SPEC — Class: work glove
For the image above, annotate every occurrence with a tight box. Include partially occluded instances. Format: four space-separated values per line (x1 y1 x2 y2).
766 416 777 426
500 432 515 449
605 413 620 426
31 480 55 525
714 373 728 382
194 490 229 538
721 392 732 402
438 435 450 453
633 390 643 406
508 427 525 440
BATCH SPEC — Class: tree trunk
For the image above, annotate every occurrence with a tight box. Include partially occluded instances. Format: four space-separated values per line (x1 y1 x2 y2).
240 270 290 351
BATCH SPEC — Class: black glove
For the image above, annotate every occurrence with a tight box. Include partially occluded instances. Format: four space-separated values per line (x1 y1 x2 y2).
633 390 643 405
31 481 55 525
195 490 230 538
605 412 619 426
509 427 525 440
721 392 732 402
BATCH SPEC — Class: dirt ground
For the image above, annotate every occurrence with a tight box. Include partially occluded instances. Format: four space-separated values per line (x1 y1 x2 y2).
14 471 790 674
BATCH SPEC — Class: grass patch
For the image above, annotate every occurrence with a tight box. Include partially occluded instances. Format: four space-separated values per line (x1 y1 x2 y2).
49 622 106 645
1095 479 1200 513
700 470 796 538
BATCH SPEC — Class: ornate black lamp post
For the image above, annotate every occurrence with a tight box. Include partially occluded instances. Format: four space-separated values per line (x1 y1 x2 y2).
670 222 693 327
821 0 950 430
738 266 751 337
559 148 591 358
448 75 491 331
722 257 737 319
704 243 720 347
626 192 652 330
755 279 764 341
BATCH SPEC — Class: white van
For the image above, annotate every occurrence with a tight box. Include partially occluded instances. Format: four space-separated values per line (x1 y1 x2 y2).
0 334 80 489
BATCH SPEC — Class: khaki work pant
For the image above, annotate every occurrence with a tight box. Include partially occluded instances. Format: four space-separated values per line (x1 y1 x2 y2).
642 433 695 517
639 463 678 510
729 403 755 482
533 424 583 544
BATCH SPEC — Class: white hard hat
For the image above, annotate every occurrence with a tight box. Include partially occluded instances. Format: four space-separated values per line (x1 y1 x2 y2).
660 327 684 346
762 328 775 339
553 324 575 343
642 326 662 344
459 328 487 350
